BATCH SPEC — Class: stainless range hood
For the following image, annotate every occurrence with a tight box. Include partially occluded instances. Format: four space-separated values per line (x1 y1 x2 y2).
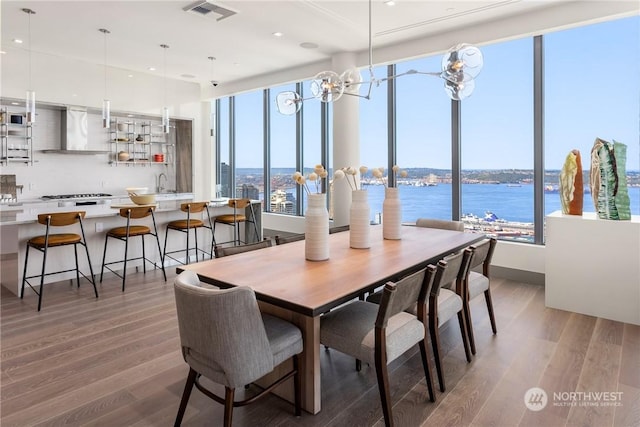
41 107 109 154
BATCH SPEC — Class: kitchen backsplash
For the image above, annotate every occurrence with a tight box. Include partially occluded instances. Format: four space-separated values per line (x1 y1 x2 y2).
1 104 176 200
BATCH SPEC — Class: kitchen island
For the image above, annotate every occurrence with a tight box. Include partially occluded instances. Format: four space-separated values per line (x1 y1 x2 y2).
0 194 262 296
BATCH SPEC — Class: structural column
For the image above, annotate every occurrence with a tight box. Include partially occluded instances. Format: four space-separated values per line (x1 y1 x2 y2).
331 52 360 226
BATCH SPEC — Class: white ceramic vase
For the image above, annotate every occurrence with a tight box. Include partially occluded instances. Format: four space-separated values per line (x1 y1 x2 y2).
383 187 402 240
305 193 329 261
349 189 371 249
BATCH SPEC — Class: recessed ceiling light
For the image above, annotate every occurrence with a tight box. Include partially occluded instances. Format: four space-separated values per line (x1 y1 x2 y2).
128 74 133 78
300 42 319 49
272 32 283 37
127 114 134 117
148 67 156 71
0 51 6 54
13 39 23 44
72 94 77 97
11 102 19 105
446 7 455 12
384 0 395 6
181 74 196 78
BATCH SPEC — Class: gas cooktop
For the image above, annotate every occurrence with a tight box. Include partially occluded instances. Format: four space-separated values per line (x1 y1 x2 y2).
41 193 112 200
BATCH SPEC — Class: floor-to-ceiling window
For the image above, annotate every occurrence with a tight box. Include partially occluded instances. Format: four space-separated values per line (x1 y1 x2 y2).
396 56 453 222
217 98 231 197
302 81 324 214
461 38 534 242
359 65 388 223
544 16 640 227
269 83 298 214
234 91 264 200
215 15 639 244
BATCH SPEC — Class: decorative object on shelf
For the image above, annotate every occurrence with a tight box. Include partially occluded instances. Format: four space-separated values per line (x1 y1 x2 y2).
294 165 329 261
559 149 583 216
117 151 129 162
117 123 127 132
589 138 630 220
136 134 144 142
23 8 36 124
99 28 111 128
275 0 483 115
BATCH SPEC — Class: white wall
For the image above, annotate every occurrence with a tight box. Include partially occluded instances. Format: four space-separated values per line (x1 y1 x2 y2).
1 50 203 199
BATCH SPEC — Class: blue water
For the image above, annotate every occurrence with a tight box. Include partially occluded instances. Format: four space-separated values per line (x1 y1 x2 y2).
277 183 640 223
365 184 640 223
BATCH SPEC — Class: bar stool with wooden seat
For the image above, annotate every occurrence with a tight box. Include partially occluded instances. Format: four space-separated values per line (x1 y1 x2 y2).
163 202 215 265
100 206 166 291
213 198 259 246
21 211 98 311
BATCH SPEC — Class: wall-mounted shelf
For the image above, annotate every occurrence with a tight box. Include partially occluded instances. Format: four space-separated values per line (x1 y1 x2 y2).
108 117 174 167
1 107 34 165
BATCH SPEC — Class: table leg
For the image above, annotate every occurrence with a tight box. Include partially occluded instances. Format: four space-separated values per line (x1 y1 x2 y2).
257 302 321 414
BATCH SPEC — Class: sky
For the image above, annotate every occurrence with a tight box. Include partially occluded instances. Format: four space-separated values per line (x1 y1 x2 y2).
221 15 639 173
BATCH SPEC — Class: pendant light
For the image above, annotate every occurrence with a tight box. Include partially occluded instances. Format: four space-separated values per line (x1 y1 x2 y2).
160 44 170 134
99 28 111 128
22 8 36 124
208 56 217 86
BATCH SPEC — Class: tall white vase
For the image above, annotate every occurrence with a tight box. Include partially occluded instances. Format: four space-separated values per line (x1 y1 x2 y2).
350 189 371 249
305 193 329 261
383 187 402 240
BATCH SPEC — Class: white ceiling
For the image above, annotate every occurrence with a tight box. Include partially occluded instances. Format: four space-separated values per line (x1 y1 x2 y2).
1 0 637 92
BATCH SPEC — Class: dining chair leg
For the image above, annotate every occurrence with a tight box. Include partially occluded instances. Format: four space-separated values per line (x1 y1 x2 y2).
374 336 393 427
485 289 498 334
193 228 199 262
174 368 197 427
457 311 472 363
185 226 191 264
224 387 235 427
463 297 477 355
163 227 170 266
141 236 147 274
429 316 445 392
418 339 436 402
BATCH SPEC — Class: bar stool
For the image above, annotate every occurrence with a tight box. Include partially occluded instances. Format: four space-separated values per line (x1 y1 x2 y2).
163 202 215 265
100 206 166 291
213 198 259 246
21 211 98 311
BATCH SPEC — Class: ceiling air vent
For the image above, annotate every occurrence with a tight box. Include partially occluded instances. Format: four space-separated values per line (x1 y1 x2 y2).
183 1 237 21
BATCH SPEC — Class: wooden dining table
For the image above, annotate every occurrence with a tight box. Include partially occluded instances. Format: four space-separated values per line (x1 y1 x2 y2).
177 225 483 414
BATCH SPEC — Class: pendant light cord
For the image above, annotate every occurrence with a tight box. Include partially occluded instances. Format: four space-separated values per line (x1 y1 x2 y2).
28 11 32 91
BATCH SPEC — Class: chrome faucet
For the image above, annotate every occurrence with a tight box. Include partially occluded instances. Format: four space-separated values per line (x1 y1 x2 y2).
157 173 168 193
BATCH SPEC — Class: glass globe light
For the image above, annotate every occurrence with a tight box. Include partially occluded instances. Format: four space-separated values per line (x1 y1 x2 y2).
340 68 362 94
444 78 476 101
275 91 302 115
441 43 484 81
310 70 344 102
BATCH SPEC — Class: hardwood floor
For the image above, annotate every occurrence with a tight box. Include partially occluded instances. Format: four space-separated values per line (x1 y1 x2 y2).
2 269 639 426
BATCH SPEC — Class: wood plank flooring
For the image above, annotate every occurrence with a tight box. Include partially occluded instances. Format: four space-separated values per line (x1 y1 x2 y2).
2 269 639 426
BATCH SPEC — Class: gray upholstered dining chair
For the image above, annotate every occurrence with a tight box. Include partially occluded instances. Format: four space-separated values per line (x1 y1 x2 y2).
415 218 464 231
428 249 473 392
173 270 303 427
320 267 436 427
463 238 498 355
213 239 273 258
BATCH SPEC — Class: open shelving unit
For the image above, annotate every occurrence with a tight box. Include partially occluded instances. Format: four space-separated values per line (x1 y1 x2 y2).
0 106 33 165
108 117 174 167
